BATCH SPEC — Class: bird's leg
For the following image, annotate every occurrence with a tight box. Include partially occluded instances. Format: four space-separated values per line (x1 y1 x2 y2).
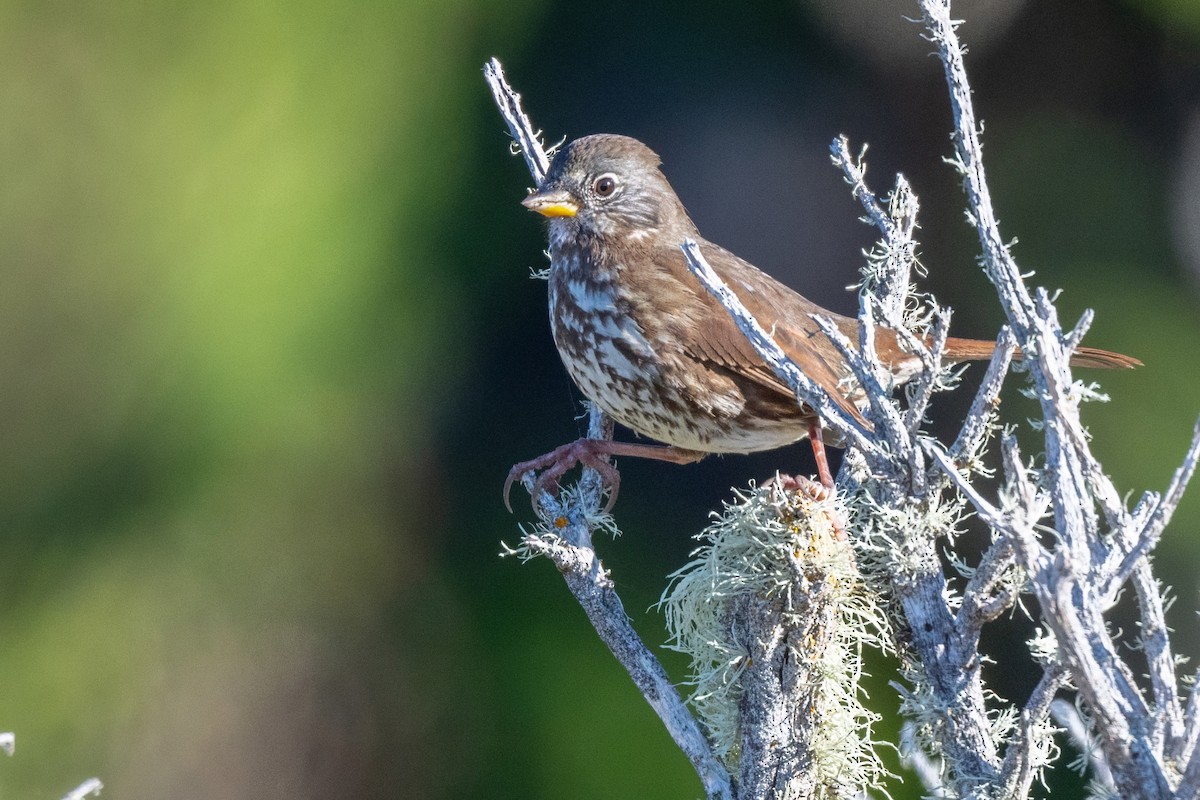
807 421 834 488
504 438 706 515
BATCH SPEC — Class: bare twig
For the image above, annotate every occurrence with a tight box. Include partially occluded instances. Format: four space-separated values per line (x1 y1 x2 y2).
484 58 550 184
900 722 951 797
830 136 893 239
925 441 1011 532
811 309 910 452
1051 699 1116 793
955 539 1017 636
1131 561 1183 754
1107 416 1200 591
829 135 920 321
949 326 1015 466
61 779 103 800
904 310 950 438
998 666 1068 799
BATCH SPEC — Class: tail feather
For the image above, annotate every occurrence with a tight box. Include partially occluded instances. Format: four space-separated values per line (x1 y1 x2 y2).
1066 345 1143 370
943 336 1142 370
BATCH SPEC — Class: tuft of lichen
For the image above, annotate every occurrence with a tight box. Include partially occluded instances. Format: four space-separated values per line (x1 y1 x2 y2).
661 478 891 798
500 482 622 562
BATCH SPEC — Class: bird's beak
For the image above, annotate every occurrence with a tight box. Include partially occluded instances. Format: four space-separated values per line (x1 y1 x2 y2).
522 187 579 218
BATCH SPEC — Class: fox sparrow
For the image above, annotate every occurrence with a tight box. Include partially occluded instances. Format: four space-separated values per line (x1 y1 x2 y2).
505 134 1140 512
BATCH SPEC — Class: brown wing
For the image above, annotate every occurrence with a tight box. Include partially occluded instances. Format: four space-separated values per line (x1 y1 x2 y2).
646 238 874 428
630 237 1139 435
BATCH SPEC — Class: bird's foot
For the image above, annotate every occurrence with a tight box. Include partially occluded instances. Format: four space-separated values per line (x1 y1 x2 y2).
504 438 622 515
504 439 706 515
769 473 833 501
767 472 847 541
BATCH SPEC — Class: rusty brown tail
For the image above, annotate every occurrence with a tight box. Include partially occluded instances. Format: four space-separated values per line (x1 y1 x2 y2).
944 336 1143 370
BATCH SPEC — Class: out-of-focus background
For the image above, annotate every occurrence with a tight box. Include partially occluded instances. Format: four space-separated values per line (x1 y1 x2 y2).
0 0 1197 797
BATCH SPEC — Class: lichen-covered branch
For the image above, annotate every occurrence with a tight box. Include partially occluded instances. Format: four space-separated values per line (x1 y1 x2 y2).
997 666 1067 798
829 135 919 322
687 195 1009 800
661 479 889 799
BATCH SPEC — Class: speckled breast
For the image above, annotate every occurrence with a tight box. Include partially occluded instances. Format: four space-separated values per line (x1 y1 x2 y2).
547 262 811 454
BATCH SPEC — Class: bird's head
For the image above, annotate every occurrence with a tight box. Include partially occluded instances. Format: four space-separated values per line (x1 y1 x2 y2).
522 134 693 242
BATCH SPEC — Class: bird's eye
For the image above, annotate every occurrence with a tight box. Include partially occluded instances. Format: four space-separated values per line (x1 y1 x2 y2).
592 174 618 198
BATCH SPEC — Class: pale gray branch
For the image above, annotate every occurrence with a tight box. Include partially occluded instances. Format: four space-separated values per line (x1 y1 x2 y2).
61 779 103 800
829 135 893 239
1182 672 1200 789
900 722 951 798
955 539 1017 636
484 58 550 184
925 441 1009 532
511 519 732 800
1063 308 1095 358
1051 699 1116 793
829 135 919 320
949 326 1015 466
486 58 733 800
734 593 827 799
812 309 910 451
998 667 1067 799
1109 416 1200 589
903 309 950 438
1131 561 1183 754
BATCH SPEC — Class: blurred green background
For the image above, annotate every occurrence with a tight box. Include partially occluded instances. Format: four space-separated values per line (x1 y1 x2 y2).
0 0 1197 797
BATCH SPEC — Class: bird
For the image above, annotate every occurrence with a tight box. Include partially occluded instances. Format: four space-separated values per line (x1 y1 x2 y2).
504 134 1140 512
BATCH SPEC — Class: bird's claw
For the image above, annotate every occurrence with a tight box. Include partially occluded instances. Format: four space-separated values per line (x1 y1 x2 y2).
766 473 832 501
765 473 846 541
504 439 621 516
